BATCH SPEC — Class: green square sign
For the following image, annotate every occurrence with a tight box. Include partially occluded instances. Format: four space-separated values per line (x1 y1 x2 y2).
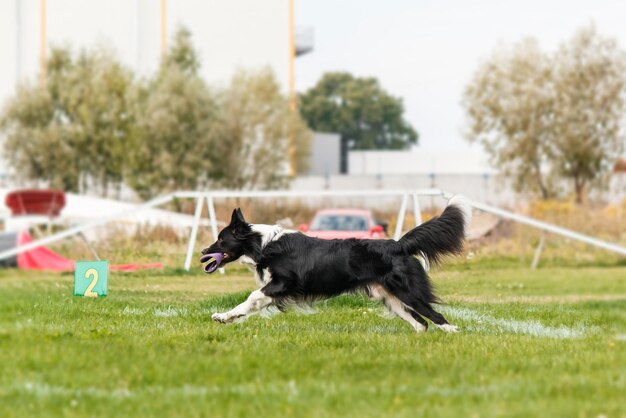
74 261 108 297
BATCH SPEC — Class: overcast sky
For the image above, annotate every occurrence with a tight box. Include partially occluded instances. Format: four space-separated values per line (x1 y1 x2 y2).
295 0 626 152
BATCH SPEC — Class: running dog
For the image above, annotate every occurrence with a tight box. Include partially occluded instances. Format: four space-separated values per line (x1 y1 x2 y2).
201 195 471 333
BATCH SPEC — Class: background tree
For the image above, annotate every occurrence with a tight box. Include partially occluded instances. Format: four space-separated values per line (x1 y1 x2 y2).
63 48 134 196
127 26 220 199
0 81 78 190
299 72 417 172
1 26 311 199
1 46 133 195
463 39 556 199
212 68 312 189
551 26 626 203
463 26 626 202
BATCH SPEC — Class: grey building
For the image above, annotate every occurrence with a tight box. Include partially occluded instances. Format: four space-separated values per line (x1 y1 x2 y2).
303 132 341 177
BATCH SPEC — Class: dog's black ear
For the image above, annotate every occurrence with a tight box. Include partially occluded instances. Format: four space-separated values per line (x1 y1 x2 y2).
230 208 246 225
229 208 249 237
235 208 246 223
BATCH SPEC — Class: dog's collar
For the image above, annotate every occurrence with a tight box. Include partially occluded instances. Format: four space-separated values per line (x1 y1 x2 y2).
250 224 285 249
237 227 282 268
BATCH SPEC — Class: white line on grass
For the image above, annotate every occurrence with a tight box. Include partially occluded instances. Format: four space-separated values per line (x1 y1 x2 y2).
153 306 188 318
8 380 517 400
440 306 588 339
119 305 589 338
121 306 189 318
9 381 299 399
121 306 145 316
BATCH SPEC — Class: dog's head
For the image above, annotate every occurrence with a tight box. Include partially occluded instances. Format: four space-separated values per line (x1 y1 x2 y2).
201 208 255 270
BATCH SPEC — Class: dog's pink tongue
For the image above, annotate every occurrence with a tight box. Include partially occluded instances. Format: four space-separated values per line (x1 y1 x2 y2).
200 253 224 274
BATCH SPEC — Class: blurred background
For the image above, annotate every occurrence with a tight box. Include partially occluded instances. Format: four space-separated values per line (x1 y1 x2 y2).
0 0 624 268
0 4 624 416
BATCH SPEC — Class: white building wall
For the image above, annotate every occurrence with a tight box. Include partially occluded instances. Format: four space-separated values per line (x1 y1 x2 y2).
304 132 341 176
290 149 626 206
349 149 496 175
292 173 517 208
0 0 289 105
0 1 18 103
168 0 289 90
0 0 290 179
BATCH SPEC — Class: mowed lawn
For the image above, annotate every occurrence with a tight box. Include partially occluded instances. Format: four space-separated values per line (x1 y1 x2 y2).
0 261 624 418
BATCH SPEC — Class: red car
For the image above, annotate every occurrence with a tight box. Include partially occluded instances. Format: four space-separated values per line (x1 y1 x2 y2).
299 209 387 240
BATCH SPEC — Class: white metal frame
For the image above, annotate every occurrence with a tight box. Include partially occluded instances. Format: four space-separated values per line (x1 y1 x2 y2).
0 189 624 272
457 195 626 257
180 189 435 272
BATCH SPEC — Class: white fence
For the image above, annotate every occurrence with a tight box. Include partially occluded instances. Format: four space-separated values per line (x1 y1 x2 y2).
0 189 625 272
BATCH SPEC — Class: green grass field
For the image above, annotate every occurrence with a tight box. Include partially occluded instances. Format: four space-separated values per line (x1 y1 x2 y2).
0 261 624 418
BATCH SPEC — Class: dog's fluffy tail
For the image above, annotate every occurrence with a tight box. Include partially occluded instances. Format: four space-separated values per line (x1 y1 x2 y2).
399 195 472 265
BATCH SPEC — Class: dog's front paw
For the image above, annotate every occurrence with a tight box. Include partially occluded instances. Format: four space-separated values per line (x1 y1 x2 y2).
437 324 459 333
212 312 230 323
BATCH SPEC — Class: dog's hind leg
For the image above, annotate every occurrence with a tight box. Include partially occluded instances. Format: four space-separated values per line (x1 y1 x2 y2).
368 284 427 333
411 300 458 333
385 284 458 333
212 289 273 323
383 293 428 333
384 260 459 333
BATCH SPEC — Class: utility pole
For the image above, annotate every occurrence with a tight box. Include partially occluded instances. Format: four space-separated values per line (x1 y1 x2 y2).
288 0 296 176
16 0 21 84
161 0 167 58
39 0 47 84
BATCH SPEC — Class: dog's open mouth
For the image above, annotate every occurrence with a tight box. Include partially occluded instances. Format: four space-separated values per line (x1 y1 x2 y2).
200 252 229 274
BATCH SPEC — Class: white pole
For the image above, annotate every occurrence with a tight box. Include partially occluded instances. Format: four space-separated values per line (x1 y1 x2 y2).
531 233 546 269
447 195 626 257
183 196 204 271
393 193 409 241
412 193 422 226
173 188 443 200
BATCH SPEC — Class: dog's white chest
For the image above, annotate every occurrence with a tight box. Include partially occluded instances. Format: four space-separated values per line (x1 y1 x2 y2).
254 268 272 287
238 255 256 267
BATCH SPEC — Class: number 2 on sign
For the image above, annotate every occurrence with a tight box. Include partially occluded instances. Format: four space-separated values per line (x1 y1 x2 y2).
84 268 99 297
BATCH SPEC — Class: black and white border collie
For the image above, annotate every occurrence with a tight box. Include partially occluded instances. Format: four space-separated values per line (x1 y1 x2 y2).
201 196 472 333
